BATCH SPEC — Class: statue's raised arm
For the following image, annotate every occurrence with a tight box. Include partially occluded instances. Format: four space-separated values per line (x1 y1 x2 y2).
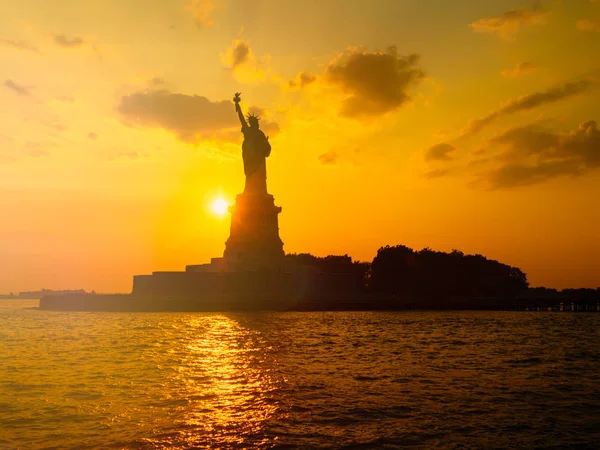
233 92 247 128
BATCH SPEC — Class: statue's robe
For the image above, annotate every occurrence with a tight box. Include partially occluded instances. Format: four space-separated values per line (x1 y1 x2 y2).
241 125 271 194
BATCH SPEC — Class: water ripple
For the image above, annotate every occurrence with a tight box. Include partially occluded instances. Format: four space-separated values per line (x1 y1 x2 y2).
0 301 599 448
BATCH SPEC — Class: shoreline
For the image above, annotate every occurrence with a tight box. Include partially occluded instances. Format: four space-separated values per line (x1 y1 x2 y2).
37 293 600 313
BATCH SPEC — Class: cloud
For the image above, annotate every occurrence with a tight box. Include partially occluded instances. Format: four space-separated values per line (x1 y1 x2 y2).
88 132 98 140
224 40 250 68
246 106 280 137
324 46 425 118
0 37 41 54
489 124 558 157
4 79 31 96
117 89 237 143
464 79 594 136
117 89 278 144
470 4 547 40
186 0 215 27
221 39 271 83
501 61 540 78
425 143 456 161
288 72 317 88
54 34 85 48
318 150 339 165
487 161 580 188
485 120 600 188
424 168 451 179
577 19 600 32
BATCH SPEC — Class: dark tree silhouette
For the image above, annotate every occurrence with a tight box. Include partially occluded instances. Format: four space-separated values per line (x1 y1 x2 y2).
368 245 529 306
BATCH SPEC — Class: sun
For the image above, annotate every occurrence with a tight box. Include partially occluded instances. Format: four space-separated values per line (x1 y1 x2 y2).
211 197 229 216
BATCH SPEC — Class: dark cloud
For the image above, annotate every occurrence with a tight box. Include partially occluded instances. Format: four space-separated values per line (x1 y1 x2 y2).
425 143 456 161
464 80 594 136
288 72 316 88
117 89 278 143
54 34 85 48
228 40 250 68
501 61 539 78
490 124 559 157
486 120 600 188
0 38 41 54
4 79 31 96
117 89 237 142
325 46 425 118
470 4 547 39
488 161 582 189
221 40 268 82
427 121 600 188
318 151 339 165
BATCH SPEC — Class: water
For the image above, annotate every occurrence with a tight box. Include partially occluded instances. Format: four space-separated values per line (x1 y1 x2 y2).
1 300 599 449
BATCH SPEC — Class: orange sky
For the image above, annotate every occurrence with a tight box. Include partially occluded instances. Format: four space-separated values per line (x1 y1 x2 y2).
1 0 599 293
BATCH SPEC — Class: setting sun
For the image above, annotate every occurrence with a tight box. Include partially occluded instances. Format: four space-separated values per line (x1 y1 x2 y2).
211 198 229 216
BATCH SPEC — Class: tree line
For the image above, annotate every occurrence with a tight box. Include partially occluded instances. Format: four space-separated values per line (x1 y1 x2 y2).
285 245 598 310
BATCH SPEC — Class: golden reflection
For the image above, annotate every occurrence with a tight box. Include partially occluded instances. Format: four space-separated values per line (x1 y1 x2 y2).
168 315 282 447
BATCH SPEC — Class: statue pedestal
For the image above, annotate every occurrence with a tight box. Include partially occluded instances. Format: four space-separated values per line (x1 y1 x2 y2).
223 192 284 271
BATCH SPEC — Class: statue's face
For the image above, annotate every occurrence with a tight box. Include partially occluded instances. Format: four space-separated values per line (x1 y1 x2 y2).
249 118 259 129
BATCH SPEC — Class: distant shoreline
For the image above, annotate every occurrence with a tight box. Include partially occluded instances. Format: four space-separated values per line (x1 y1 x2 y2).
35 292 600 313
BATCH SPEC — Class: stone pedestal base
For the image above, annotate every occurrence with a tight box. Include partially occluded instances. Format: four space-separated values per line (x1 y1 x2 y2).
223 192 284 270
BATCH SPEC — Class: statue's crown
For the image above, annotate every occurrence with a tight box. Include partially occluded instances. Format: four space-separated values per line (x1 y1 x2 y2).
246 113 260 122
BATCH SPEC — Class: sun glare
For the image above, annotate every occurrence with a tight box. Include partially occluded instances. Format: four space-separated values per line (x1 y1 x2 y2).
211 198 229 216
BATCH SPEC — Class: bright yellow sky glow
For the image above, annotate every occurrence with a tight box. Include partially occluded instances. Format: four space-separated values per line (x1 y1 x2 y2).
1 0 599 293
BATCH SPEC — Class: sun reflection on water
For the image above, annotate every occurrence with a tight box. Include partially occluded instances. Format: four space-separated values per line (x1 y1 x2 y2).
150 315 283 448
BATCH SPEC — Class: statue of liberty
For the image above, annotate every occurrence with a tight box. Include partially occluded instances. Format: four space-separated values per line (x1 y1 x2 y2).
233 92 271 194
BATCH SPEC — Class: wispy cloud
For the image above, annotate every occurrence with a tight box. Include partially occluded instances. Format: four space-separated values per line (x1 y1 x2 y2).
53 34 85 48
0 37 41 54
4 79 31 96
427 120 600 189
484 121 600 188
425 143 456 161
463 79 594 136
470 4 547 40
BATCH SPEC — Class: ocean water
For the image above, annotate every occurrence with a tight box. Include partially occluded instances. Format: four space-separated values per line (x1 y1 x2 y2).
0 300 599 449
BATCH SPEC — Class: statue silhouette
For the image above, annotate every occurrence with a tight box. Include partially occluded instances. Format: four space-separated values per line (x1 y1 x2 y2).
234 92 271 194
